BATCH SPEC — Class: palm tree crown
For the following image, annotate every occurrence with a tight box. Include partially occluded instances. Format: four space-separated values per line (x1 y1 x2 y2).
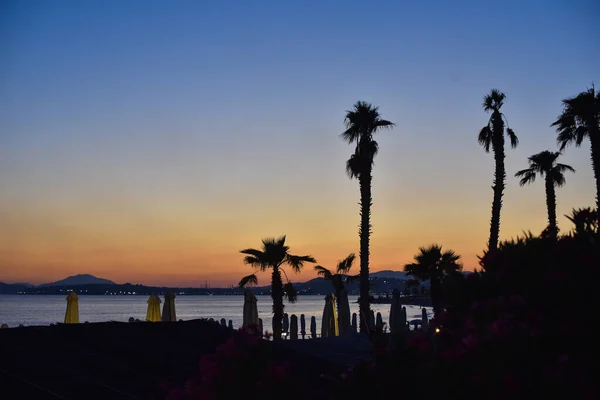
314 253 357 295
238 235 316 340
515 151 574 187
551 86 600 211
404 244 462 317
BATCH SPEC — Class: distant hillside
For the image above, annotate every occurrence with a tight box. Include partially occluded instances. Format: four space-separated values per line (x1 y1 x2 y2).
40 274 116 287
371 270 408 280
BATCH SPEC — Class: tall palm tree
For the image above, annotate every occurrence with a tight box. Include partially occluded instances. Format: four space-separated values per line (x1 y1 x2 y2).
314 253 357 309
552 86 600 211
515 151 575 238
478 89 519 250
403 244 462 317
238 235 316 340
342 101 394 332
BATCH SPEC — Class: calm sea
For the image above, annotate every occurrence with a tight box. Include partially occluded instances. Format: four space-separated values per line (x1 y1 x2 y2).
0 294 431 334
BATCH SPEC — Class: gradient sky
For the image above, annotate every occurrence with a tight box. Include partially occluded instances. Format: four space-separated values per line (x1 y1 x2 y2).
1 0 598 286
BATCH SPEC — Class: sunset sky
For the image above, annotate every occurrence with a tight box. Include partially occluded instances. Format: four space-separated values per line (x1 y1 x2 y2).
1 0 598 286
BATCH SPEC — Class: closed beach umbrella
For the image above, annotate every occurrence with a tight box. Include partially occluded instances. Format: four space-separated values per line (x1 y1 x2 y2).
300 314 306 339
310 316 317 339
258 318 264 338
401 306 407 330
376 312 383 330
389 289 403 333
228 320 233 329
321 294 338 338
369 310 375 329
64 292 79 324
337 289 351 335
421 308 429 332
290 315 298 340
146 294 162 322
242 291 259 329
351 313 357 332
282 313 289 336
220 318 227 327
161 292 177 322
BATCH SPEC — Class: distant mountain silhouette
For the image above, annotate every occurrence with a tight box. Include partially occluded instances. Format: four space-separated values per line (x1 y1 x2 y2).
40 274 116 287
370 270 409 280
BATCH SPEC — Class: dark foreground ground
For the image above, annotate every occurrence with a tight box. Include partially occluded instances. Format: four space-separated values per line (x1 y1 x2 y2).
0 320 372 400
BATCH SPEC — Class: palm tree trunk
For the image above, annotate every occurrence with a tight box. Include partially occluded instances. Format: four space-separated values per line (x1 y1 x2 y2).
430 277 442 317
545 176 558 238
271 268 284 340
358 169 372 333
590 134 600 213
489 115 506 250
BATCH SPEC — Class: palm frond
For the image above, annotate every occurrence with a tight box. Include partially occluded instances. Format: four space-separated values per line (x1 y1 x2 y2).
285 254 316 273
314 265 333 279
556 163 575 173
514 168 536 186
346 153 360 179
506 128 518 148
239 274 258 288
336 253 356 274
478 125 492 152
283 282 298 304
242 255 267 270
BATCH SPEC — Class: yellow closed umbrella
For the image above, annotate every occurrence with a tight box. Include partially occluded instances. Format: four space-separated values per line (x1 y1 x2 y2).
146 294 162 322
64 292 79 324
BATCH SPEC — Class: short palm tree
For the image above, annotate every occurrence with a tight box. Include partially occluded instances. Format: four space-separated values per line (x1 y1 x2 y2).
342 101 394 332
403 244 462 317
478 89 519 250
515 151 575 238
565 207 599 236
238 235 316 340
314 253 357 309
552 86 600 211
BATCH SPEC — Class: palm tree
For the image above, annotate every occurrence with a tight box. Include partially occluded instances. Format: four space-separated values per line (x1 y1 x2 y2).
478 89 519 250
515 151 575 238
238 235 316 340
342 101 394 332
314 253 357 309
552 86 600 211
403 244 462 317
565 207 599 236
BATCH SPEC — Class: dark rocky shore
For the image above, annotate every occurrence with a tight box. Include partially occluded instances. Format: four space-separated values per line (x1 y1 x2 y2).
0 320 372 400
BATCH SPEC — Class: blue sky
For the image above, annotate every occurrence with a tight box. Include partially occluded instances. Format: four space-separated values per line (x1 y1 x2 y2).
0 0 598 285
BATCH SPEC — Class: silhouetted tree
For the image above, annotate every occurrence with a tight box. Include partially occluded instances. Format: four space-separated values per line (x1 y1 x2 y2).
478 89 518 250
404 244 462 317
238 235 316 340
552 86 600 211
565 207 599 237
515 151 575 238
342 101 394 332
314 253 357 309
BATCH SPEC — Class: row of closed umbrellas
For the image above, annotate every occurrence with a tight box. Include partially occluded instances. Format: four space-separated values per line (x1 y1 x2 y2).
61 289 427 336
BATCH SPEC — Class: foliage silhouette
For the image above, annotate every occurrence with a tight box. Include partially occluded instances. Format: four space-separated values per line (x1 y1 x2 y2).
478 89 518 250
403 244 462 317
564 207 598 238
515 150 575 238
314 253 357 310
238 235 316 340
552 85 600 211
342 101 394 332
